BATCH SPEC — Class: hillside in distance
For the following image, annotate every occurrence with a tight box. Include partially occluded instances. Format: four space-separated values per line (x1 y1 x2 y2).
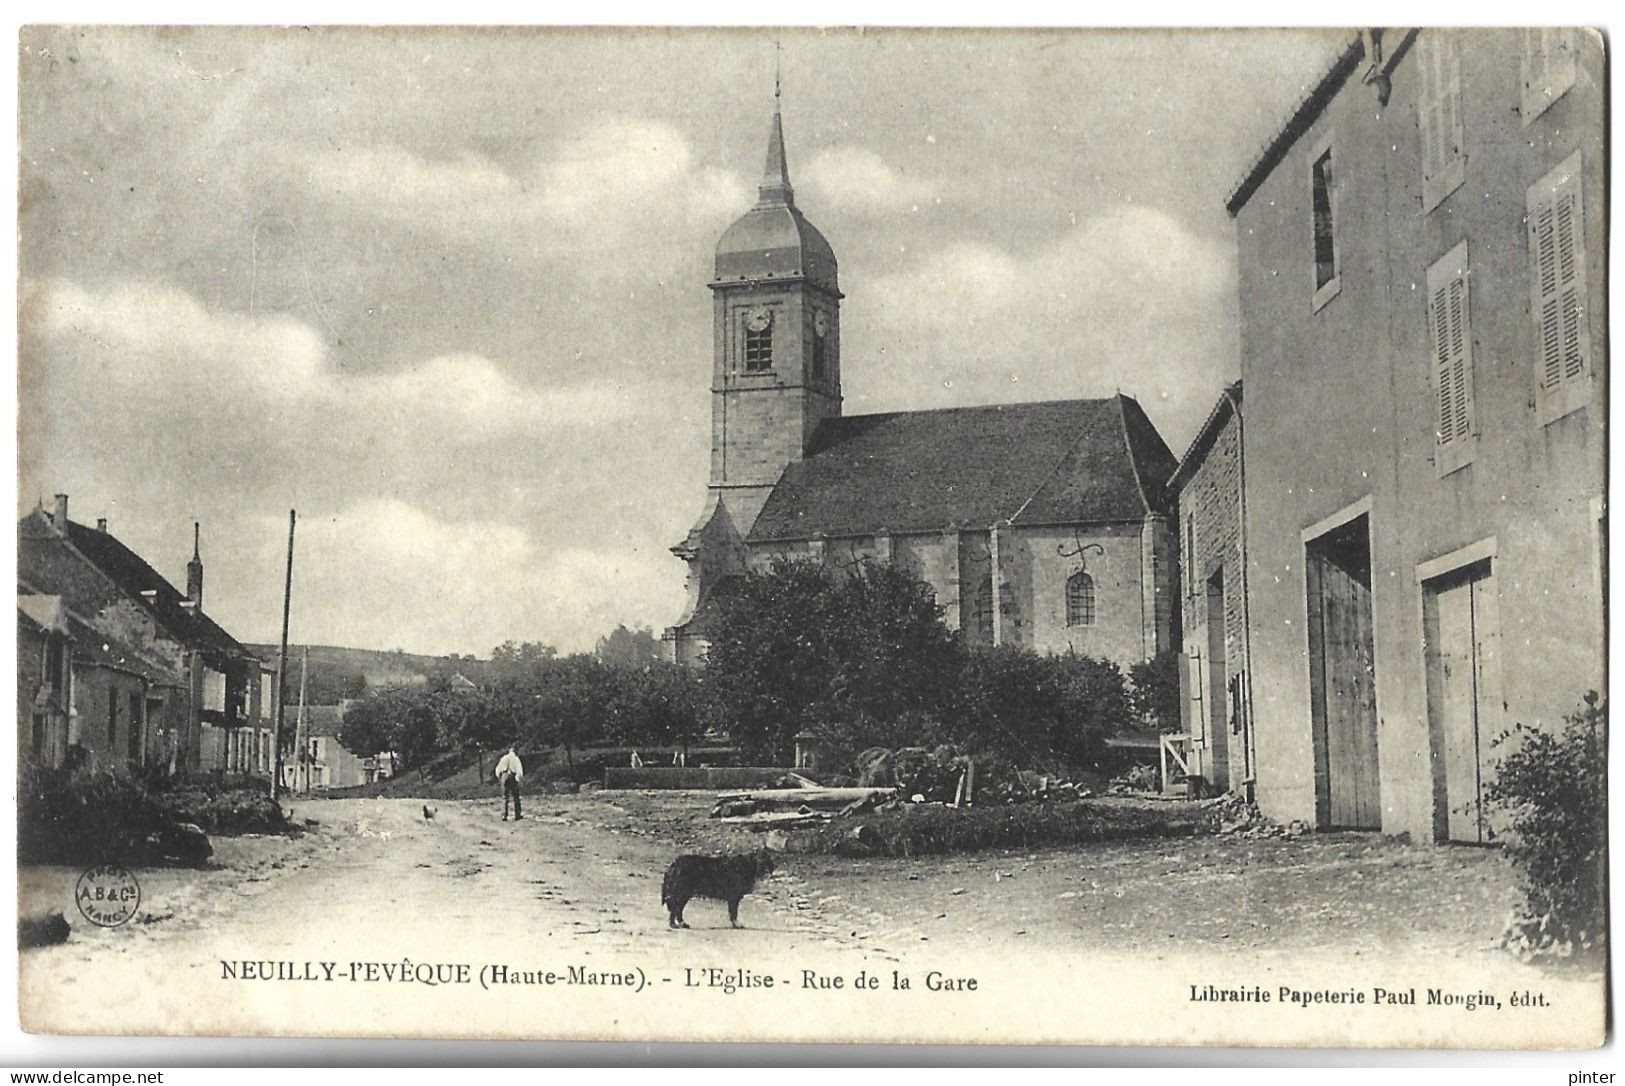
245 643 485 706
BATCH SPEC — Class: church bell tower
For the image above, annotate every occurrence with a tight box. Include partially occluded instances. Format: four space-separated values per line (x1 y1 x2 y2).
665 87 843 665
706 92 843 537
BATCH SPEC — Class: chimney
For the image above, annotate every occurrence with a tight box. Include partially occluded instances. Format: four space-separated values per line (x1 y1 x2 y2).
186 522 204 608
96 517 108 533
52 494 68 529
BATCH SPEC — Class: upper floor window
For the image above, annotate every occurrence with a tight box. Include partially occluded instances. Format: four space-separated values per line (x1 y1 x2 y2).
1065 571 1096 627
1527 152 1591 425
1522 28 1578 124
1418 33 1466 212
743 310 774 372
1426 241 1476 476
1310 142 1341 310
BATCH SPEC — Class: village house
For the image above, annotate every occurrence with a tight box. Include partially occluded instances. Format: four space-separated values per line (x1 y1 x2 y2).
17 495 267 776
664 100 1179 670
1227 30 1605 840
16 589 183 773
281 703 393 790
1167 382 1251 797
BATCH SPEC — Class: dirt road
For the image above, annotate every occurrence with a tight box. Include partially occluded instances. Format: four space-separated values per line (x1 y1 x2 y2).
17 794 1604 1047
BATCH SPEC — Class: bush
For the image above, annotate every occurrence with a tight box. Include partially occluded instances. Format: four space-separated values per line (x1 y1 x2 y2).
17 766 220 867
949 647 1127 771
1128 650 1183 732
1484 693 1606 960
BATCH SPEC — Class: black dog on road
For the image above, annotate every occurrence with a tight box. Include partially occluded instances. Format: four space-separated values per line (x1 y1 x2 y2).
661 848 775 929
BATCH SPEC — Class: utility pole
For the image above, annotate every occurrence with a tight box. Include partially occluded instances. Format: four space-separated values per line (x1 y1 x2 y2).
297 646 310 794
270 509 296 802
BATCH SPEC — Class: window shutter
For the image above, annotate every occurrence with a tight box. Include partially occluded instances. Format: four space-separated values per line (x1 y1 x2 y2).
1419 38 1444 182
1426 242 1474 463
1527 153 1589 413
1420 34 1465 211
1523 28 1579 122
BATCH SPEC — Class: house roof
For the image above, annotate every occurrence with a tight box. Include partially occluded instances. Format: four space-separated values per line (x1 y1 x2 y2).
16 591 183 685
63 610 185 685
1169 382 1243 494
1224 34 1365 217
18 509 254 665
17 593 66 635
747 394 1176 542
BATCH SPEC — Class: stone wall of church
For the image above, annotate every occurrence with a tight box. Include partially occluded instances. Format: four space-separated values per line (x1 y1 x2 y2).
741 521 1167 671
996 522 1160 666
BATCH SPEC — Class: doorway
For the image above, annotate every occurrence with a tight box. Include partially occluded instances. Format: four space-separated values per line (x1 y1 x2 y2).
1423 560 1501 843
1306 513 1381 830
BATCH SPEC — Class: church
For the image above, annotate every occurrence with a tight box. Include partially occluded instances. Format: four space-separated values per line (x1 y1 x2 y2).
663 101 1180 671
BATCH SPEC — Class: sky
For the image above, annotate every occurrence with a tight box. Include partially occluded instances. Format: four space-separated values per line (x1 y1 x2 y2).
17 26 1344 657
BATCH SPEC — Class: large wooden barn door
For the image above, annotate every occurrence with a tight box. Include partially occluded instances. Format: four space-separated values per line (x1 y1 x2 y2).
1424 562 1500 844
1306 515 1381 830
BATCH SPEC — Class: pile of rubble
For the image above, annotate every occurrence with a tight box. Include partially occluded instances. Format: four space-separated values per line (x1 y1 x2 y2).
1207 791 1312 839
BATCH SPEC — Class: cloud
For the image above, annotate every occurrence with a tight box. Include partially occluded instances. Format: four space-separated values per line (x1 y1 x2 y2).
19 276 699 655
285 119 749 271
221 499 685 655
856 204 1236 449
800 146 943 214
22 277 640 439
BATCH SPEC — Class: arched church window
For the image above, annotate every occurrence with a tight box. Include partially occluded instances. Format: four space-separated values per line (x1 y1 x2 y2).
744 310 774 372
1066 570 1096 627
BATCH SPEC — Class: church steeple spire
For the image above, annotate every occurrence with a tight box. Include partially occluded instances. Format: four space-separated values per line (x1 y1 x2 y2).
758 63 794 207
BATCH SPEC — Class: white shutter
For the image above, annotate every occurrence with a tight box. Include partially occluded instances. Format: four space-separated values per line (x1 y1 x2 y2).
1522 28 1579 123
1419 38 1443 182
1527 152 1590 423
1427 241 1475 474
1420 34 1465 212
203 668 227 712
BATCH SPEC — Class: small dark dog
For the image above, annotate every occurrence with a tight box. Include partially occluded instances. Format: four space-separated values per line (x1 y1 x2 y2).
661 847 775 929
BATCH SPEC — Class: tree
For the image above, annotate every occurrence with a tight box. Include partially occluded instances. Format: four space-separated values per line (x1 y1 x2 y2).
704 559 961 763
606 663 709 758
488 640 558 684
595 625 662 669
337 685 447 773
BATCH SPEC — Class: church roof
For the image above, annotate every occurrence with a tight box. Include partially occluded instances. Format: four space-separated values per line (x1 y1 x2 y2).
714 105 839 293
747 394 1176 541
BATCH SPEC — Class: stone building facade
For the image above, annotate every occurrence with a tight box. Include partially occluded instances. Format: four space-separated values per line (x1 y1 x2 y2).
1230 29 1605 840
665 101 1179 670
1168 383 1251 795
18 495 264 776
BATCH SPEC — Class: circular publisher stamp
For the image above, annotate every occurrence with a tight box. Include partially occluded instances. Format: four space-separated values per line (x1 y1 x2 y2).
75 863 141 928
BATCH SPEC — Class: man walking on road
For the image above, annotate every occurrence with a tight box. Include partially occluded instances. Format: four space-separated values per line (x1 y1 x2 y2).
495 744 524 821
